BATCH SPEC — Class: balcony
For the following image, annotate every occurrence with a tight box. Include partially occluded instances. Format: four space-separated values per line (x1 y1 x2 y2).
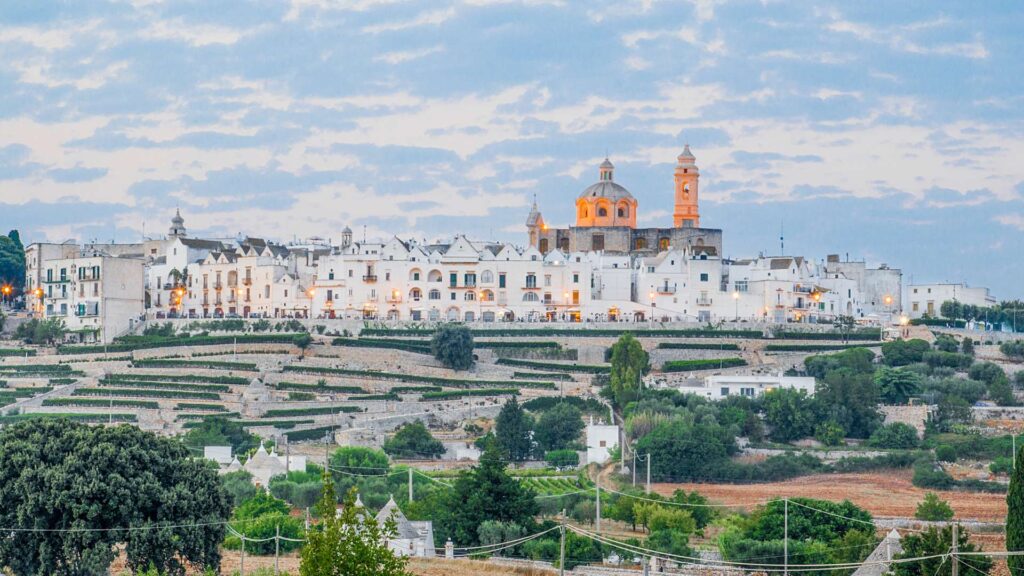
522 284 541 290
44 278 70 284
214 282 223 290
362 275 378 283
386 295 402 304
656 286 676 294
696 297 713 306
243 278 252 286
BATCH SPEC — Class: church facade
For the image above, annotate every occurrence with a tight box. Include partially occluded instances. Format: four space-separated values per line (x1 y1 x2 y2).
525 146 723 257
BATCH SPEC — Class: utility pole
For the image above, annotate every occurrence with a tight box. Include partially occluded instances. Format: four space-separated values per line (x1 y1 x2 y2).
632 451 637 487
408 467 414 502
240 533 246 576
783 498 789 576
595 477 601 533
646 453 651 494
274 524 280 576
952 523 959 576
559 509 567 576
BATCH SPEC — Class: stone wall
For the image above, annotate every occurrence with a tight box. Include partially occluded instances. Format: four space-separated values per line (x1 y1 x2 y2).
879 404 929 436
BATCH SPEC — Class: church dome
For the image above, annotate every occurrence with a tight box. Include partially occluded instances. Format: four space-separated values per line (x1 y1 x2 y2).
578 180 635 202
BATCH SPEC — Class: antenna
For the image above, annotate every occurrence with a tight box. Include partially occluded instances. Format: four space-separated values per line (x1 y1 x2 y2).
779 221 785 255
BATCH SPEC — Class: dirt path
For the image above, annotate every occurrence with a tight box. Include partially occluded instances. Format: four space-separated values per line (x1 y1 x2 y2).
654 470 1008 523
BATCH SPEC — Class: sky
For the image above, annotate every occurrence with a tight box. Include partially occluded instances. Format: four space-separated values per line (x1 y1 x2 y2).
0 1 1022 297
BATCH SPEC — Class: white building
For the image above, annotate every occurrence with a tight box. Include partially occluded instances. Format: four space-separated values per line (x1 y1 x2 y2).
585 418 619 465
906 283 996 319
375 496 435 558
26 246 145 343
242 442 307 486
682 373 816 400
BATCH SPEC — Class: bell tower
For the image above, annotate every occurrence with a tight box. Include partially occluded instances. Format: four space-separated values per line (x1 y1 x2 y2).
672 145 700 228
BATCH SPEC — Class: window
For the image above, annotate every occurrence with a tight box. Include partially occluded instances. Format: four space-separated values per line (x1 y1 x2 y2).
735 280 749 293
429 289 441 300
573 273 579 283
592 235 604 251
525 274 537 288
559 237 570 251
465 291 475 301
498 273 506 288
544 274 551 287
464 273 476 287
411 288 422 301
481 290 494 301
450 273 458 287
348 270 353 277
700 273 709 282
481 270 493 284
721 387 729 397
385 272 391 281
539 238 549 253
523 292 539 302
450 292 456 300
413 272 420 281
598 207 607 217
328 270 334 280
635 238 647 250
617 208 624 217
659 238 670 251
912 302 919 312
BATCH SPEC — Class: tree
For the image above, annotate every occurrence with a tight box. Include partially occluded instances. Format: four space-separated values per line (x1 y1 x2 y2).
14 317 67 345
225 490 304 555
222 469 258 506
914 492 954 521
495 397 534 462
867 422 919 449
294 332 313 357
478 521 525 557
544 449 579 468
893 525 992 576
0 231 26 295
534 402 584 452
882 339 931 367
969 362 1005 385
300 476 411 576
988 376 1017 407
762 388 816 442
431 325 474 370
815 368 882 438
609 333 649 408
181 416 260 455
934 335 959 353
383 420 445 459
1009 435 1024 576
833 315 856 343
875 367 922 404
0 419 230 575
961 338 975 356
634 419 737 481
438 445 538 546
814 420 845 446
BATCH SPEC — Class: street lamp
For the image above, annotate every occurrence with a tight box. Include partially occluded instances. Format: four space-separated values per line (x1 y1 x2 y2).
732 291 739 321
648 291 655 324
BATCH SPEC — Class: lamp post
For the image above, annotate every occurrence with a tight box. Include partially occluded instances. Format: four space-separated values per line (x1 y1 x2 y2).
648 291 655 324
732 290 739 321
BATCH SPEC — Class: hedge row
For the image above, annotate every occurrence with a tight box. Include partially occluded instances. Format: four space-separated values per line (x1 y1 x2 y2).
0 412 137 424
774 331 881 341
0 387 53 399
522 396 606 413
263 406 362 418
0 348 36 357
176 409 237 418
73 387 221 401
131 359 258 371
392 386 443 394
174 403 229 412
661 358 747 372
656 342 741 351
764 343 882 352
361 328 764 339
0 364 73 373
512 371 574 381
48 378 78 385
282 365 557 390
57 333 302 354
494 358 610 374
44 397 159 409
350 393 400 401
284 425 341 442
99 379 231 393
272 381 366 394
105 373 249 386
910 318 967 328
182 418 316 430
420 388 519 401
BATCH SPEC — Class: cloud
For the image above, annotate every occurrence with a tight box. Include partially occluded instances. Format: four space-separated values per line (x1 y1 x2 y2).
826 14 989 60
138 18 260 47
361 7 456 34
995 213 1024 231
373 45 445 64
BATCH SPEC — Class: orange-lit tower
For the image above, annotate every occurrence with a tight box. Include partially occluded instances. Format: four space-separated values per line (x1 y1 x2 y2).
672 145 700 228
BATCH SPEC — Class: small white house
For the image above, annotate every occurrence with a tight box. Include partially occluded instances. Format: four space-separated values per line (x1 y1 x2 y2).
682 373 816 400
204 446 233 466
585 417 619 465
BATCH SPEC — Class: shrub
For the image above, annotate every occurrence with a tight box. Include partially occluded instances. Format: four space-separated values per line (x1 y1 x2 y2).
867 422 919 449
912 458 955 489
969 362 1006 385
935 445 957 462
1000 340 1024 360
419 388 519 401
990 457 1013 475
497 358 610 373
431 325 474 370
882 339 932 367
922 351 973 370
814 421 845 446
657 342 741 350
914 492 954 521
544 449 579 468
662 358 746 372
382 420 445 459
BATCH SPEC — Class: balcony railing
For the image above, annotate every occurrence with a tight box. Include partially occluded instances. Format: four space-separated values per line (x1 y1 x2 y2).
214 282 223 290
696 297 712 306
362 275 378 282
243 278 252 286
657 286 676 294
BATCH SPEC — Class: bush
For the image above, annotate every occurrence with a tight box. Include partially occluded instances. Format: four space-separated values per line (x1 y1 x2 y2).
914 492 954 521
657 342 741 350
912 458 955 489
935 445 957 462
544 449 579 468
990 457 1013 475
969 362 1006 385
282 365 555 389
382 420 445 459
922 351 973 370
662 358 746 372
867 422 919 449
814 420 845 446
496 358 609 373
882 339 932 366
431 325 474 370
1000 340 1024 360
419 388 519 401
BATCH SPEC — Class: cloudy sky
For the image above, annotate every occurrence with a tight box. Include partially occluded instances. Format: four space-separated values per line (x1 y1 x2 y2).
1 1 1022 296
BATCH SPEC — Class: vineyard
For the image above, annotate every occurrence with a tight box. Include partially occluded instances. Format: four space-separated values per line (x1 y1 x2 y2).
518 475 593 496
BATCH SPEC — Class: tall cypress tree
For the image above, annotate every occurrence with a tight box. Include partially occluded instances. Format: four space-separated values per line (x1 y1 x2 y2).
1008 437 1024 575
